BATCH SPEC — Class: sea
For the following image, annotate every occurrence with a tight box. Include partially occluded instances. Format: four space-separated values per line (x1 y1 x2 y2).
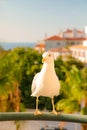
0 42 36 50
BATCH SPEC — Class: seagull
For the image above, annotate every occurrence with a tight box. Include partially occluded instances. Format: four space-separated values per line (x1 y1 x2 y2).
31 51 60 115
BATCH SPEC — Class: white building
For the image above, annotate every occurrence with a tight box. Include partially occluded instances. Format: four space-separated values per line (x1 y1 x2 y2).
63 29 85 38
44 35 66 51
44 36 85 51
70 45 87 63
34 42 45 52
70 26 87 63
35 27 87 62
44 28 86 51
49 47 71 60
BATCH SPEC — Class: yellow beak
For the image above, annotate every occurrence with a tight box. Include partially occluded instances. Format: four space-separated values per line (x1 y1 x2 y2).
42 58 46 63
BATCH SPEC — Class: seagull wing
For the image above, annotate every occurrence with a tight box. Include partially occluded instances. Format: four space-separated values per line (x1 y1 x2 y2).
31 72 40 95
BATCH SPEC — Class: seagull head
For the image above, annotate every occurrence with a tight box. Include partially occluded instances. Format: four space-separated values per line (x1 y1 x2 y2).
42 51 54 64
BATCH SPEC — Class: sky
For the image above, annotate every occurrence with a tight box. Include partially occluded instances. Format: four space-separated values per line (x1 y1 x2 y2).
0 0 87 43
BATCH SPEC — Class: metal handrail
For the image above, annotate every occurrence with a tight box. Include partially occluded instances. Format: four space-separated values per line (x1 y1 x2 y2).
0 112 87 123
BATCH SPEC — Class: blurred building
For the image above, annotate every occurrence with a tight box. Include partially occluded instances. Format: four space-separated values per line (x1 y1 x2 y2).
34 27 87 62
34 41 45 53
49 47 71 60
44 28 86 51
69 26 87 63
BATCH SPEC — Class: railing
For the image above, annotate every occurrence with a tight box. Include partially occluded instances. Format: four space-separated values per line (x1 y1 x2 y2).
0 112 87 123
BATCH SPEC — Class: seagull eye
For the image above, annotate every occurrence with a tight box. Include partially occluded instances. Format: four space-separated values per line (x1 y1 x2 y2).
48 54 51 57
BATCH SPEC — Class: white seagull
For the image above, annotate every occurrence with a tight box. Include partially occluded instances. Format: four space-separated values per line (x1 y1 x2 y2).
31 51 60 115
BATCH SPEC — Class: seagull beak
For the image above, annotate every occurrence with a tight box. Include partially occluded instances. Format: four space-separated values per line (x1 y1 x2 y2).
42 58 46 63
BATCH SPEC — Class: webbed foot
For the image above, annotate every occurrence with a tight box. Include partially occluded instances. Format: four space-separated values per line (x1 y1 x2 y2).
50 110 58 115
34 109 42 115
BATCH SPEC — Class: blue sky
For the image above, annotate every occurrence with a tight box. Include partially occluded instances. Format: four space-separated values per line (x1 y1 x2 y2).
0 0 87 42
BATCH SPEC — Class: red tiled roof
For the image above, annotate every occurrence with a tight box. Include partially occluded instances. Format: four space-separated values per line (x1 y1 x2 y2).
44 29 85 41
45 35 64 41
65 37 86 41
44 35 86 41
63 29 83 34
35 43 45 48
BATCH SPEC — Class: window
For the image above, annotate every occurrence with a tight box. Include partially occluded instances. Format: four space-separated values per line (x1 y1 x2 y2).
82 51 85 57
57 43 60 46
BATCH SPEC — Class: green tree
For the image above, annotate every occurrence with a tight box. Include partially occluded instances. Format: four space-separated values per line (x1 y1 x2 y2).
0 51 13 111
0 47 42 111
19 48 42 108
64 55 84 70
55 65 87 130
55 56 65 80
6 47 42 111
0 45 4 52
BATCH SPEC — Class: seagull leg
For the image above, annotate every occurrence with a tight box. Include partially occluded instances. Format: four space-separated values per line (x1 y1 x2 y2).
34 97 42 115
51 96 57 115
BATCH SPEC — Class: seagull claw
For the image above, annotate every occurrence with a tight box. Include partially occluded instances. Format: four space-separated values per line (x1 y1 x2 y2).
34 109 42 115
50 110 58 115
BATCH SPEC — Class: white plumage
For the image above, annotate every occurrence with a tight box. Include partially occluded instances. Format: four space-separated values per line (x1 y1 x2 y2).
31 51 60 115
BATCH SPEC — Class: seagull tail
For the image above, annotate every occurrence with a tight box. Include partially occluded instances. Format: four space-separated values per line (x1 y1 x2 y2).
31 93 36 97
31 94 33 96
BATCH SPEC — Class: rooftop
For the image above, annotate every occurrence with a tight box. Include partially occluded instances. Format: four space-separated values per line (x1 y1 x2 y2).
44 35 64 41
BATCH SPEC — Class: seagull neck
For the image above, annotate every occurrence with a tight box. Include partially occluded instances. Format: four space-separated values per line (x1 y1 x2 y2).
41 61 55 71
